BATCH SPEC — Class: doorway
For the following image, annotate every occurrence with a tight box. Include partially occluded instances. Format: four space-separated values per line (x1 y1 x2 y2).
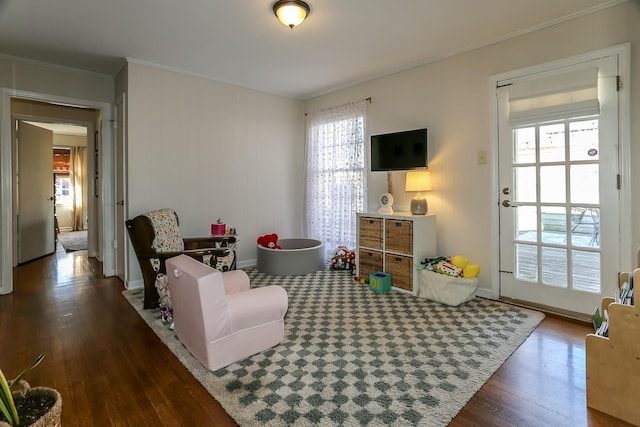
491 46 631 317
13 106 94 263
0 90 115 295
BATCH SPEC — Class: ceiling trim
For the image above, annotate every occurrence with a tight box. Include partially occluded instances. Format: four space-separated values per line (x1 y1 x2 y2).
0 52 115 80
125 57 300 100
302 0 628 100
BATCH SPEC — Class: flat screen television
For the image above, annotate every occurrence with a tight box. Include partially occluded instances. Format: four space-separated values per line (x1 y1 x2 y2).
370 128 428 171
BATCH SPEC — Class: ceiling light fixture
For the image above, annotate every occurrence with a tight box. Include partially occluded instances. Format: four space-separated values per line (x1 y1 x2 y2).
272 0 310 30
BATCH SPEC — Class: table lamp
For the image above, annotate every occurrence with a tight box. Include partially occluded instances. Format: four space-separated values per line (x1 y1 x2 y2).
405 171 432 215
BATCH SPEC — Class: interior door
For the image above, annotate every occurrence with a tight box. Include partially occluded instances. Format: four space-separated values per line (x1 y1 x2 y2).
497 56 620 315
17 121 55 263
115 94 127 284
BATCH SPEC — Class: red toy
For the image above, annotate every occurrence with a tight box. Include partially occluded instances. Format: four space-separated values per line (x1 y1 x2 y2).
257 233 281 249
330 246 356 272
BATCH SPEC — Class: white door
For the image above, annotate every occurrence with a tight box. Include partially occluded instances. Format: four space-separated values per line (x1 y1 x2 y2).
115 94 127 284
17 121 55 263
498 56 620 315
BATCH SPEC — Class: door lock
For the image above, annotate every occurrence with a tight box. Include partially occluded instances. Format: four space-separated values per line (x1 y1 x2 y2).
502 187 511 195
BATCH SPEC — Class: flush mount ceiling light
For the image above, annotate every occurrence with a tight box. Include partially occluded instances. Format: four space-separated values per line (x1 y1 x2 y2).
272 0 310 29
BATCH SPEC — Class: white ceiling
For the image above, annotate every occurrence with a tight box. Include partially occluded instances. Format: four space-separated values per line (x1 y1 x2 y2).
0 0 624 100
24 121 87 136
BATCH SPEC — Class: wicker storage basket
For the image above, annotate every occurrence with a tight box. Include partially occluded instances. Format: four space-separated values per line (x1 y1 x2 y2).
384 219 412 255
385 254 413 291
358 249 383 279
359 217 383 249
0 382 62 427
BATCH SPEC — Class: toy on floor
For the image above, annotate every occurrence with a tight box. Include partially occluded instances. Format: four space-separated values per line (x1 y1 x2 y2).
421 255 480 278
330 245 356 272
257 233 281 249
154 273 174 325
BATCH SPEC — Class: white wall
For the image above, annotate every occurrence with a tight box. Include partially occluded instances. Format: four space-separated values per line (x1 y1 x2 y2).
53 134 87 147
304 2 640 295
0 56 113 102
123 62 305 285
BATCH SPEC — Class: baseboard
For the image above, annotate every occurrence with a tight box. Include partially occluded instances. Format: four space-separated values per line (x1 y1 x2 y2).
127 279 144 290
498 297 590 322
238 259 256 269
475 287 493 299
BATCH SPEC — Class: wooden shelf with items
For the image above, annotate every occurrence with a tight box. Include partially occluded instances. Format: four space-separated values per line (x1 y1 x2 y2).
356 212 436 294
585 269 639 426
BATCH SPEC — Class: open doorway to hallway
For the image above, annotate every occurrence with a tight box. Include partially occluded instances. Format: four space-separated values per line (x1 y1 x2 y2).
11 98 100 265
0 88 115 296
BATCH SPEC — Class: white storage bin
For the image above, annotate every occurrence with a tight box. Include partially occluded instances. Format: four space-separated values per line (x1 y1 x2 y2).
417 269 478 306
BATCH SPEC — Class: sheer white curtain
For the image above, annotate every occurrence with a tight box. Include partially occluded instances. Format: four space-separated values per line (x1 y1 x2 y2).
305 100 368 260
70 146 87 231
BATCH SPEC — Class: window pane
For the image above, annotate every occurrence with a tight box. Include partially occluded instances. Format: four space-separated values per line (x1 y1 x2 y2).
571 207 599 248
570 164 599 204
542 246 567 287
570 119 599 161
572 250 600 293
54 175 73 206
514 127 536 164
540 123 565 163
515 244 537 281
516 206 537 242
515 166 536 203
541 206 566 245
540 165 565 203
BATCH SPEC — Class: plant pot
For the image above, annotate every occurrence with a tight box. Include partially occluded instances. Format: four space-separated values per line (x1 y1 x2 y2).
0 382 62 427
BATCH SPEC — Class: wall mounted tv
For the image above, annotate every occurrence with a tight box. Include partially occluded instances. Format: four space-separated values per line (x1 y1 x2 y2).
370 128 428 171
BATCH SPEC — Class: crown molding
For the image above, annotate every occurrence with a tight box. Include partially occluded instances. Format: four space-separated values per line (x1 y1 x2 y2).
0 53 114 80
302 0 629 100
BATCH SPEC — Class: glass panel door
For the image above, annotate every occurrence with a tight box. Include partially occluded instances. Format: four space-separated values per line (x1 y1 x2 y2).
512 119 601 292
497 55 620 315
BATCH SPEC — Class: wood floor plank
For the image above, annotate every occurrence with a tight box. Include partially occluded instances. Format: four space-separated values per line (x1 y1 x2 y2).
0 247 630 426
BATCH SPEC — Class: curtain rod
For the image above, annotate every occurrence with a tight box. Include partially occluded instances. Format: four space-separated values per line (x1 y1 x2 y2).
304 97 371 116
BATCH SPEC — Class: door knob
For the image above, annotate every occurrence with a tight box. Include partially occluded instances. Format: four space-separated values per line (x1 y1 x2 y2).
502 200 518 208
116 200 124 206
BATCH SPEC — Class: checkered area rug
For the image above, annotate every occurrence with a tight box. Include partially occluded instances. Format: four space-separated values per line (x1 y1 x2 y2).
123 268 544 427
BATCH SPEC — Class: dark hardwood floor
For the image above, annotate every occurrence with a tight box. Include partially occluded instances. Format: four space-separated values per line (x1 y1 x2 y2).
0 247 630 426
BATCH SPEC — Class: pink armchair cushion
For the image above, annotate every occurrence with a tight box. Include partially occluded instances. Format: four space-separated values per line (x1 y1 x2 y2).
166 254 288 371
221 270 250 294
227 286 288 332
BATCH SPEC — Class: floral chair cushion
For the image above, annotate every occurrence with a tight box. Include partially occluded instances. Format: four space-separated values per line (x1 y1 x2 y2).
144 208 185 253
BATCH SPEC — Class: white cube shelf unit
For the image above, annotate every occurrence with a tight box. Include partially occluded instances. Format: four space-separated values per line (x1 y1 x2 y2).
356 212 437 294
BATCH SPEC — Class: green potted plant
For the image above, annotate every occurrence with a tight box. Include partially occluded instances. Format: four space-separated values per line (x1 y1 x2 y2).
0 354 62 427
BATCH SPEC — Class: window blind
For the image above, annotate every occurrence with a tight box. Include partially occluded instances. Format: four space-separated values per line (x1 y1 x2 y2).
503 67 600 126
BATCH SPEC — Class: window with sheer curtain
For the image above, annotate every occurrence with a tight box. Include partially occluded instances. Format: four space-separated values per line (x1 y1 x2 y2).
305 100 368 260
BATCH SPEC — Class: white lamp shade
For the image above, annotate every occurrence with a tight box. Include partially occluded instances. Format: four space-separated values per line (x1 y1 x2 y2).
405 171 433 192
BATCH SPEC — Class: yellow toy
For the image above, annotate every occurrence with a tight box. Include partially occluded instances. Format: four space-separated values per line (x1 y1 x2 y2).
450 255 480 278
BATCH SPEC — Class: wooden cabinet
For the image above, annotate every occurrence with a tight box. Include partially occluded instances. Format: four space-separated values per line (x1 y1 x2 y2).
356 212 436 294
585 270 640 426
